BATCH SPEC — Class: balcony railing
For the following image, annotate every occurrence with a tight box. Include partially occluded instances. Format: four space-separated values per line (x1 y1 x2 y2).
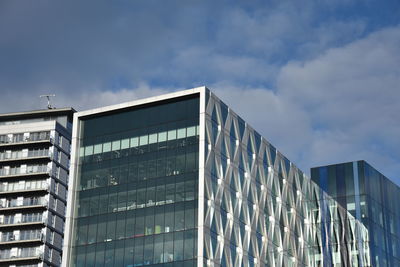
1 231 42 242
0 248 43 260
0 165 50 177
0 150 51 161
0 199 47 210
0 181 49 193
0 133 51 146
0 214 44 225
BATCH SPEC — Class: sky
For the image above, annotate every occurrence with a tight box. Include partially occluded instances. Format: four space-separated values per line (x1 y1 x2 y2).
1 0 400 184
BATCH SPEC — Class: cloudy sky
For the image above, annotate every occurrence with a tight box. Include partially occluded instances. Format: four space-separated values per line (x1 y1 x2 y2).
1 0 399 183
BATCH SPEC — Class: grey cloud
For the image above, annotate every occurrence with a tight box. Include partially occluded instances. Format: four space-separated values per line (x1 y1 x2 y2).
276 26 400 181
1 0 400 183
0 0 381 107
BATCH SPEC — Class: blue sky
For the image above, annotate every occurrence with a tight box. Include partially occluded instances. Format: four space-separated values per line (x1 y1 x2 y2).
1 0 400 183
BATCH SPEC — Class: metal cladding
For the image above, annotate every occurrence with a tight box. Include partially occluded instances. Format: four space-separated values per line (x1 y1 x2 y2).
202 91 370 267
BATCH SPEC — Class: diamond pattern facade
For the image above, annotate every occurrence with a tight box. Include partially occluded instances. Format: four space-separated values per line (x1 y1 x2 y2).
200 90 370 267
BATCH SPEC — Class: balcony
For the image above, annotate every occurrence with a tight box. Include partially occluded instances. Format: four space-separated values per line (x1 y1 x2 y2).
0 221 44 229
0 150 52 163
0 133 51 148
0 138 52 148
0 232 43 244
0 213 45 229
0 248 43 262
0 181 49 195
0 166 50 179
0 199 48 211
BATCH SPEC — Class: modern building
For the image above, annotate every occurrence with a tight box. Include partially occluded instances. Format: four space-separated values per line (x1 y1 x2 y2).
311 160 400 267
0 108 75 267
63 87 370 267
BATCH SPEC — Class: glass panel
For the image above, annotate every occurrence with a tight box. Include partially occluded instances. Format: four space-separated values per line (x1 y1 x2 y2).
139 135 148 146
187 126 196 137
85 146 94 156
158 132 167 142
167 130 176 141
154 234 164 264
95 243 105 267
184 230 195 260
134 236 144 266
164 233 174 262
103 142 111 152
112 140 121 151
121 138 130 149
177 128 186 139
149 133 157 144
130 137 139 147
174 231 184 261
144 235 154 264
79 146 85 157
94 144 102 154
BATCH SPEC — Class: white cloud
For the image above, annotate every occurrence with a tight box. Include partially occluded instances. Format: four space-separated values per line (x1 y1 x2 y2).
275 25 400 180
201 26 400 183
56 82 173 111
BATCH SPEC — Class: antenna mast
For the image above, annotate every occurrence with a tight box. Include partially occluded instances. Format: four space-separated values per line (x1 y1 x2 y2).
40 94 56 109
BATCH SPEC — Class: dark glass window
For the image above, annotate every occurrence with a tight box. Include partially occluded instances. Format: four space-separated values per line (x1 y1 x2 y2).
72 95 200 266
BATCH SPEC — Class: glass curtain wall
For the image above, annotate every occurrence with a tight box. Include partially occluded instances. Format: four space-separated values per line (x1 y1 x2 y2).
311 161 400 267
71 95 200 267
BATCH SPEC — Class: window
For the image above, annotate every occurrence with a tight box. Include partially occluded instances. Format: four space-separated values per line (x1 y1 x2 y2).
49 230 55 244
50 214 56 227
47 248 53 260
52 198 57 210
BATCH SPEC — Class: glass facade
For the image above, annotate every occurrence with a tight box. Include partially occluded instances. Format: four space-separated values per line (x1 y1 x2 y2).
70 95 200 267
312 161 400 267
65 88 372 267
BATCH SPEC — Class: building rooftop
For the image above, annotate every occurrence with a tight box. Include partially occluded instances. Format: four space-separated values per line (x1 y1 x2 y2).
0 107 76 122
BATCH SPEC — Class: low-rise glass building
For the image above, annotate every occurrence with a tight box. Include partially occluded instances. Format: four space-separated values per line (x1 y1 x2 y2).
312 160 400 267
63 87 370 267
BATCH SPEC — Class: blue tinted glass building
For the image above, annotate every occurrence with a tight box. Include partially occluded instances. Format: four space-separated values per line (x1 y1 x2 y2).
63 87 371 267
312 160 400 267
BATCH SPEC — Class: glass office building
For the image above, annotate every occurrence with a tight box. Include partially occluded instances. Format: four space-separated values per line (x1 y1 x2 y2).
64 91 200 267
312 160 400 267
63 87 371 267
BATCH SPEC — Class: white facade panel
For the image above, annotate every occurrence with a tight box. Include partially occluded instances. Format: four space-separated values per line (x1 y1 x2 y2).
0 109 73 266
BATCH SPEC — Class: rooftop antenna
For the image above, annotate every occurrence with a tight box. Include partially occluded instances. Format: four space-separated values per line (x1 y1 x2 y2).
40 94 56 109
